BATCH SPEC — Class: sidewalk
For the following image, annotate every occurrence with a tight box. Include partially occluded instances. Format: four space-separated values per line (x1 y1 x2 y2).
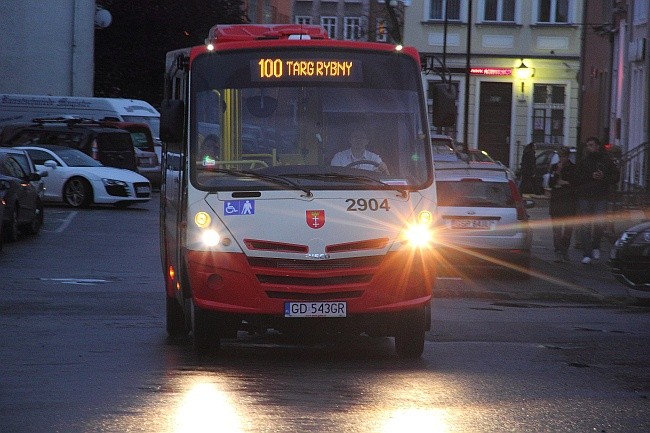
435 196 649 305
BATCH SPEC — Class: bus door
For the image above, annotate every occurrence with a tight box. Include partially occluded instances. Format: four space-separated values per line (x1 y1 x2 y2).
161 65 189 298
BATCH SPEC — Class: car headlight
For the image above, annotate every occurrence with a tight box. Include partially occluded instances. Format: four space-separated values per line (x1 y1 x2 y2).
614 232 634 248
616 230 650 247
102 178 127 187
631 230 650 245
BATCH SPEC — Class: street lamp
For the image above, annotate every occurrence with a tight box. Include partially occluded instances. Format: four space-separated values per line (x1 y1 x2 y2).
515 59 535 95
94 6 112 29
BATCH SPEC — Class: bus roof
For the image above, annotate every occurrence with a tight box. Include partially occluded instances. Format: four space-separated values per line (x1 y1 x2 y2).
207 24 329 43
176 24 421 68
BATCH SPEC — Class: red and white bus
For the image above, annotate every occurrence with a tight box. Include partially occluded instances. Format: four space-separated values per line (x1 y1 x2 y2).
160 24 438 358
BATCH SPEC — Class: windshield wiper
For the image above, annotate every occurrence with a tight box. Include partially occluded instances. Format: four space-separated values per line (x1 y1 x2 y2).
461 199 502 207
284 173 407 196
213 168 312 197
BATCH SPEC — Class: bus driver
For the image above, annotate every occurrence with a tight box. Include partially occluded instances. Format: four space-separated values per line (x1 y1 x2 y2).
331 128 390 175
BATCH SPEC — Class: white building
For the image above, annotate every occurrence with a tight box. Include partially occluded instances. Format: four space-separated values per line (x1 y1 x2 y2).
403 0 583 171
611 0 649 192
0 0 99 96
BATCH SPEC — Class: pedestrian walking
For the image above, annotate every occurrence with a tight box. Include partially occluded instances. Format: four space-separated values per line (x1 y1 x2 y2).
519 142 537 195
548 147 577 262
573 137 620 264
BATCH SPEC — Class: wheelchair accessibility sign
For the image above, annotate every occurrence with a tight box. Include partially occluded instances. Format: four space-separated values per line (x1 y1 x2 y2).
224 200 255 215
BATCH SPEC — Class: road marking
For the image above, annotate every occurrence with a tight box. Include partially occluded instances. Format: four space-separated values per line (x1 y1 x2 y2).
40 278 109 285
55 211 77 233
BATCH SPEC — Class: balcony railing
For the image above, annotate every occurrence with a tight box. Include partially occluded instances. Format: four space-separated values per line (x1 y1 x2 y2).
612 141 650 213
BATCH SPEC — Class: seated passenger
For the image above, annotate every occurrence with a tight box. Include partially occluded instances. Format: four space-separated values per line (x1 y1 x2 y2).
331 128 389 175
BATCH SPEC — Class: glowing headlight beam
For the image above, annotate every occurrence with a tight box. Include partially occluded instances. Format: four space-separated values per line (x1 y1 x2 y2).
404 224 433 247
202 229 221 247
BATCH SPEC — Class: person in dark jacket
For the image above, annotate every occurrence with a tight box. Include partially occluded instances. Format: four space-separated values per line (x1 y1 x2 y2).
548 147 577 262
519 142 537 195
573 137 620 264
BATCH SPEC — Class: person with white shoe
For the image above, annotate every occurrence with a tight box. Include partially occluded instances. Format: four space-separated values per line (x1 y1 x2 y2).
573 137 619 264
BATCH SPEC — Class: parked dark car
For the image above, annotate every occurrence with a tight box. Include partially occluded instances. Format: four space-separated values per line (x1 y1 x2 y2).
0 117 138 172
99 121 161 186
0 151 43 241
0 181 6 251
609 220 650 295
0 146 46 199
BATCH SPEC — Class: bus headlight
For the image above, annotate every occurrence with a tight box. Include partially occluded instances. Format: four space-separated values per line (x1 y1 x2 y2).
201 229 221 247
193 212 221 247
404 210 434 248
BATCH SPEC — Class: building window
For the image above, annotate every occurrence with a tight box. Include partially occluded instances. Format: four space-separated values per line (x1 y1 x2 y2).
633 0 648 24
532 84 566 144
430 0 461 21
376 18 388 42
483 0 515 22
344 17 362 40
321 16 337 39
295 16 312 25
537 0 570 24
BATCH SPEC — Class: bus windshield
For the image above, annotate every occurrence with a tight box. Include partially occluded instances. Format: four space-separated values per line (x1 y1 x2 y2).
190 48 431 192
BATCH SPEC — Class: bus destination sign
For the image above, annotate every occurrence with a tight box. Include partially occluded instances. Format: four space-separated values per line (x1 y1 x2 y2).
252 58 362 82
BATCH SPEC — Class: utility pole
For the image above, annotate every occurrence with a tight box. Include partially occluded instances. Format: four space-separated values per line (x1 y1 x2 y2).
463 0 473 153
385 1 403 45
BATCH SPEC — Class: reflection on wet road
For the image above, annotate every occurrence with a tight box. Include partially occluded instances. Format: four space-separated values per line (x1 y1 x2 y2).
2 197 648 433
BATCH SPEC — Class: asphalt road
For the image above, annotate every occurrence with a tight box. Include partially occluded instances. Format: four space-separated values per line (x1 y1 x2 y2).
0 193 648 433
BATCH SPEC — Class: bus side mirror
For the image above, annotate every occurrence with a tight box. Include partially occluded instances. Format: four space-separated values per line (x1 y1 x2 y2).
430 83 457 127
160 99 184 142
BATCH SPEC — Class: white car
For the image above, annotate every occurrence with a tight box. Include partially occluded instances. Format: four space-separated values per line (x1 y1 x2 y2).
434 161 534 278
16 145 151 208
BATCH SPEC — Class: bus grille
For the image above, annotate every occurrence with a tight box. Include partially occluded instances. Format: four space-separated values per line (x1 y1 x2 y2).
266 290 364 300
247 256 383 289
247 256 383 270
258 274 372 286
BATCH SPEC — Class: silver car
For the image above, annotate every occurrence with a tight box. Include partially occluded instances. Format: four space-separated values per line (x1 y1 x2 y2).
434 161 534 278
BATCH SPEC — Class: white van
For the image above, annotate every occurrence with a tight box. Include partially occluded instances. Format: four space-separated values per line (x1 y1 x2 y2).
0 94 160 139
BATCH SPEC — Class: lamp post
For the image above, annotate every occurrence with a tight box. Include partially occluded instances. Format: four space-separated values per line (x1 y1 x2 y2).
462 0 473 153
385 1 403 45
515 59 534 97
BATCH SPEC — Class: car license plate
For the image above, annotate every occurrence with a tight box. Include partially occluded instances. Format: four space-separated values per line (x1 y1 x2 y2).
284 302 347 318
136 185 151 194
450 219 494 230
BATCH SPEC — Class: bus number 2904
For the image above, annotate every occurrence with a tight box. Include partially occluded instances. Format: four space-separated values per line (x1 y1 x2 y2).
346 198 390 212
